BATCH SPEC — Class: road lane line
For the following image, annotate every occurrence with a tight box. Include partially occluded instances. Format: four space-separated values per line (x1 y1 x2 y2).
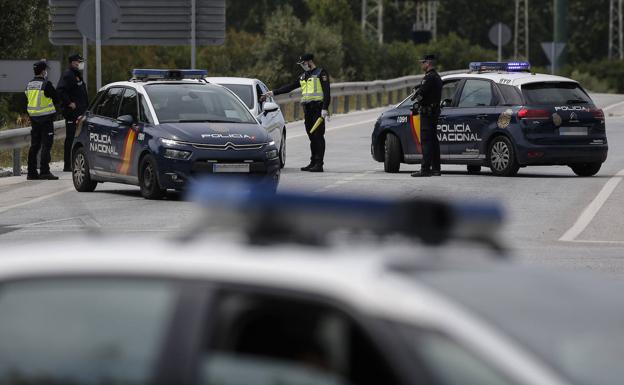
559 169 624 242
0 187 74 215
287 119 378 140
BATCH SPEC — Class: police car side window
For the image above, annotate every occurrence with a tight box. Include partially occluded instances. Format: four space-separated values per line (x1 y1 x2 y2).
441 80 461 105
497 84 524 106
95 87 125 119
88 90 107 112
118 88 138 122
457 80 494 108
139 95 154 124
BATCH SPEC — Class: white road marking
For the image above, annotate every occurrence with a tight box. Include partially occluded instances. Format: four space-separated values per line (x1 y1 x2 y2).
603 100 624 111
559 169 624 242
287 119 378 140
0 187 74 214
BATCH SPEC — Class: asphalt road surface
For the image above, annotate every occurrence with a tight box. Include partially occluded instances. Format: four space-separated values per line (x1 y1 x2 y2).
2 94 624 276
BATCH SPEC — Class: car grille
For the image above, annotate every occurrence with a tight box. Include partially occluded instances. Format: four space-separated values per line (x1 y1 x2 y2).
177 140 266 151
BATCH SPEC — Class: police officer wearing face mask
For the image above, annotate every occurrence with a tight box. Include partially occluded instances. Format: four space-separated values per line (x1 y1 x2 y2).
57 53 88 172
25 60 60 180
411 54 443 177
263 53 331 172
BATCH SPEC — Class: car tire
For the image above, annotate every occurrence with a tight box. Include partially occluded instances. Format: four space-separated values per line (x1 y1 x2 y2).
384 134 401 173
488 136 519 176
139 154 166 200
279 128 286 169
467 165 481 174
72 147 98 192
570 162 602 177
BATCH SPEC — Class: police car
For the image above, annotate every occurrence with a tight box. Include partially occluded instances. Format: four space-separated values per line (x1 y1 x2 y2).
371 62 608 176
72 69 281 199
206 77 287 168
1 187 623 385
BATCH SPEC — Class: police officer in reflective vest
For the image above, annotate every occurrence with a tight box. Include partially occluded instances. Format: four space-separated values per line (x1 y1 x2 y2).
264 54 330 172
25 61 59 180
57 53 88 172
411 54 442 177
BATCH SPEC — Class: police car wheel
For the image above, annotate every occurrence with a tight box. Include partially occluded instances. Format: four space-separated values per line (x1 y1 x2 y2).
569 162 602 177
72 147 97 192
488 136 519 176
467 165 481 174
279 128 286 169
139 154 166 200
384 134 401 173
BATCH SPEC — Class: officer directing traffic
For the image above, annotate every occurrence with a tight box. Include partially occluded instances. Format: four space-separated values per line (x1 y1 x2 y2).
25 60 60 180
263 54 330 172
57 53 88 172
411 54 442 177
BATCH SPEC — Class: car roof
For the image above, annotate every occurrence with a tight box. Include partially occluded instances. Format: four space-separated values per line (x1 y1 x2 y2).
101 80 215 92
442 72 578 87
206 77 260 86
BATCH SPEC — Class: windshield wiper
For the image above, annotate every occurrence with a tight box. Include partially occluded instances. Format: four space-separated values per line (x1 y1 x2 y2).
177 119 237 123
566 99 588 104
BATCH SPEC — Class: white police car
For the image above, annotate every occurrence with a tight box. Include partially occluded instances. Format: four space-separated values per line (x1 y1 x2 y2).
206 77 287 168
72 69 281 199
372 62 608 176
0 187 623 385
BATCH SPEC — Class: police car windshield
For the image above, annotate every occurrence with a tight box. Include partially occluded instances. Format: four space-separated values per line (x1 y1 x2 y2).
521 82 593 106
144 83 257 124
219 84 254 109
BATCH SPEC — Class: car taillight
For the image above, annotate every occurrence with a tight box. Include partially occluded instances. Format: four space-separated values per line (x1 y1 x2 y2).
517 108 550 119
590 108 604 119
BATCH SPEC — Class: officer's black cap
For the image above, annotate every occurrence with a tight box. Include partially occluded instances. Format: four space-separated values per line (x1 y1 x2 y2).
420 54 436 62
297 53 314 63
68 53 84 63
33 60 48 75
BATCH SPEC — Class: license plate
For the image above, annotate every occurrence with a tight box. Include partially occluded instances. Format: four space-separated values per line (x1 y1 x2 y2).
213 163 250 173
559 127 588 136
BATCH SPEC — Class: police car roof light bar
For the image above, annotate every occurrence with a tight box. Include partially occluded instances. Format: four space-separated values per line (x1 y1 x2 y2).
131 69 209 81
469 62 531 73
186 178 507 253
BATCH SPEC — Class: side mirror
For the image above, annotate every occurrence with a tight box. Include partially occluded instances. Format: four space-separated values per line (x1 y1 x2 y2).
117 114 134 126
441 99 452 108
263 102 279 113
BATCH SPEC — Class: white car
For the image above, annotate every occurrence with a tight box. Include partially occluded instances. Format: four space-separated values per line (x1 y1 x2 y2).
207 77 287 168
0 189 623 385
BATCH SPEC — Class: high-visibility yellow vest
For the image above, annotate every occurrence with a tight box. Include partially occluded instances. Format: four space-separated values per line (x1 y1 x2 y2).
25 79 55 117
299 68 324 103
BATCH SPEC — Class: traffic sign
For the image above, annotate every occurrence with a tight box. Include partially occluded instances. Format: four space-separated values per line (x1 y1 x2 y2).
541 42 566 74
488 23 512 62
0 60 61 93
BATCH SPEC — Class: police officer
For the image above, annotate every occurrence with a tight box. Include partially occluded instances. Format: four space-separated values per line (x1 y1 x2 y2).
25 60 59 180
411 54 442 177
57 53 88 172
263 54 330 172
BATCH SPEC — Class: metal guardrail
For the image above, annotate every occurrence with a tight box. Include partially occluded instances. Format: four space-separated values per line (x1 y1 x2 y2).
0 70 465 176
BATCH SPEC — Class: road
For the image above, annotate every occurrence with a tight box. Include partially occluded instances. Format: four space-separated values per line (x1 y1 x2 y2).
1 94 624 276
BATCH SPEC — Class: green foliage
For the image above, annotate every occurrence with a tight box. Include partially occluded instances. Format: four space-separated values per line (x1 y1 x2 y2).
567 70 615 93
572 59 624 93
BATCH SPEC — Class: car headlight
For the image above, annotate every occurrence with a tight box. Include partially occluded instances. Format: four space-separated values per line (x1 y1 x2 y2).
268 140 275 146
160 138 182 146
265 149 278 159
164 149 192 160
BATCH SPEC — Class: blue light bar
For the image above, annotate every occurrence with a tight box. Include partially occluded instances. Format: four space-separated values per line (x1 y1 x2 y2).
132 69 208 80
469 61 531 73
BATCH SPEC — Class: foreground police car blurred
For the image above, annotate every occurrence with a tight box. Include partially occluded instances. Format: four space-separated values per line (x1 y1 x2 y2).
372 62 608 176
1 186 623 385
72 69 280 199
207 77 287 168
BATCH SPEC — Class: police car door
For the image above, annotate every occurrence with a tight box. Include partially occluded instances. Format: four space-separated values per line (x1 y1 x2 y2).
110 88 140 181
436 79 463 161
446 79 496 161
257 81 284 146
86 87 125 176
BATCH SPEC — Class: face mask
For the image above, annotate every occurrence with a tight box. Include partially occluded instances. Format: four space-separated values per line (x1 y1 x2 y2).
78 62 85 71
300 63 311 71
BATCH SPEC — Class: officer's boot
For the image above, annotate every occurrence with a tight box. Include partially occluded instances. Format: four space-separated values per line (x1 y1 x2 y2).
308 161 324 173
300 161 315 171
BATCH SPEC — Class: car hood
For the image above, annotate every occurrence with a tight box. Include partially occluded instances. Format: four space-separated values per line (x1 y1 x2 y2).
157 122 270 145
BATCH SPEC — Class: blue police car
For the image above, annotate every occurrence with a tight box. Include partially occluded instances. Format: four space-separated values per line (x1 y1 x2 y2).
371 62 608 176
72 69 281 199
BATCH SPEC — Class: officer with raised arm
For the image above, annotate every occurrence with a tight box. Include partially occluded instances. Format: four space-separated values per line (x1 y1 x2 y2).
263 54 331 172
411 54 443 177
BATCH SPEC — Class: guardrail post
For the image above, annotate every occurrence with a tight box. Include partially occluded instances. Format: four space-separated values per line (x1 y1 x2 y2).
377 92 382 107
331 97 338 115
366 93 372 109
13 148 21 176
294 102 300 121
356 95 362 111
344 96 350 113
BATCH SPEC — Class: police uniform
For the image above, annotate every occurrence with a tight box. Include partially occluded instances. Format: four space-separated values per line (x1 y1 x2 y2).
57 53 88 172
25 61 59 180
272 54 331 172
411 55 443 177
